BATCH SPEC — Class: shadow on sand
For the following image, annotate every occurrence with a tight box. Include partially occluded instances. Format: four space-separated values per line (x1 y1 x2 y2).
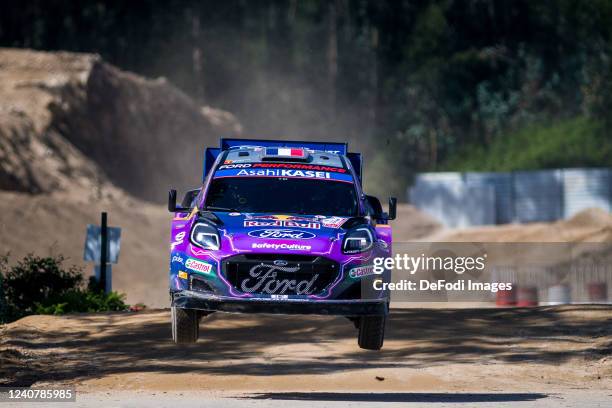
243 392 547 403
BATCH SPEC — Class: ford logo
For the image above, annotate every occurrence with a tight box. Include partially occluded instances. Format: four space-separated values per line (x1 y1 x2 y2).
273 259 288 266
247 229 316 240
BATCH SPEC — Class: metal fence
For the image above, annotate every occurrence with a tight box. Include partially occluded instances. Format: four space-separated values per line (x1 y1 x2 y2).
409 168 612 227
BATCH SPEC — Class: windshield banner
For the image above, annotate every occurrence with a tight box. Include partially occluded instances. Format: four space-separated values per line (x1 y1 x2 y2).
214 166 354 183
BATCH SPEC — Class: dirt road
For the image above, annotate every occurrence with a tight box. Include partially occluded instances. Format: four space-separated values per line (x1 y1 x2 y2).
1 306 610 405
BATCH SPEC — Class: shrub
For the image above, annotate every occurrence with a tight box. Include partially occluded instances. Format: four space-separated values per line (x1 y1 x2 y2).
34 290 127 315
1 254 83 318
0 253 128 322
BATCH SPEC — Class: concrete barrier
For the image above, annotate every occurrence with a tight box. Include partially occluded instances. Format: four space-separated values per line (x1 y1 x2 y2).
409 168 612 226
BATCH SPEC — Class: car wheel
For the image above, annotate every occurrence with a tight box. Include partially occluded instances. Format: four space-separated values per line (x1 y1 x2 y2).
171 306 199 344
358 315 386 350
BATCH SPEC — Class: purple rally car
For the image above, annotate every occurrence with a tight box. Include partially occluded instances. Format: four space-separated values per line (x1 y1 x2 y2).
167 139 396 350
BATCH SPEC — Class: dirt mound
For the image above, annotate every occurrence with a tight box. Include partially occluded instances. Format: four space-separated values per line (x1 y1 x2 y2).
0 48 241 201
390 204 442 241
0 48 246 306
432 208 612 242
0 48 245 307
562 207 612 229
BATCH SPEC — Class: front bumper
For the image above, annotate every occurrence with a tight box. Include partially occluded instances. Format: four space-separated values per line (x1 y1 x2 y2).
172 290 388 316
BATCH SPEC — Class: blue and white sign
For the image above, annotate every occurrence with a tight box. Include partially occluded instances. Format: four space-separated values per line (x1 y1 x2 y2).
83 224 122 263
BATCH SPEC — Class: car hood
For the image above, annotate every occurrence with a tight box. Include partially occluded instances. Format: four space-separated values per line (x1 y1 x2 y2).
213 212 350 254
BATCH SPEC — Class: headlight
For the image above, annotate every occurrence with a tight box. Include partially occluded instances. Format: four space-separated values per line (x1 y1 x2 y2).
342 227 373 254
190 222 221 250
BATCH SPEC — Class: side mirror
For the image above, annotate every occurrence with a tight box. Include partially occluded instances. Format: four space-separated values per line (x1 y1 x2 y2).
365 194 384 220
168 189 177 212
388 197 397 220
181 189 200 208
168 189 191 213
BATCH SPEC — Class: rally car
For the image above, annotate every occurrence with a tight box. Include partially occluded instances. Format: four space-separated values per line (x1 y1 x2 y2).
167 138 396 350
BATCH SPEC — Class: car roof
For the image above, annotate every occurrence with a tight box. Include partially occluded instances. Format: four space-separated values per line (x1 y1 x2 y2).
224 146 345 168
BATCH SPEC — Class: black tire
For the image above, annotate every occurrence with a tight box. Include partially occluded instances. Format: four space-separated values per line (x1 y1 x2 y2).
171 306 199 344
358 315 386 350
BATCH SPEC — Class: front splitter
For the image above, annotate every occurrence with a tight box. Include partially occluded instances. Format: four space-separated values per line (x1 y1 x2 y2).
171 290 388 316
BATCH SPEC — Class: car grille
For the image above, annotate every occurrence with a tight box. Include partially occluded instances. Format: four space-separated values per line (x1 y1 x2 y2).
222 254 339 296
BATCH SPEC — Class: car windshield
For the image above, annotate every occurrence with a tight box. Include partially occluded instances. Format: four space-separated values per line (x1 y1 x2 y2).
204 177 359 216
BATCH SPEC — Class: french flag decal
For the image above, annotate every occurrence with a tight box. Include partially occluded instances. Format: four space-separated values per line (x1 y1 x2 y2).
266 147 305 157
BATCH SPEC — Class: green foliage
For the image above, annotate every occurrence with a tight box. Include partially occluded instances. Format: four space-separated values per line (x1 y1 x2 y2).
0 254 128 322
441 117 611 172
1 254 83 318
34 290 127 315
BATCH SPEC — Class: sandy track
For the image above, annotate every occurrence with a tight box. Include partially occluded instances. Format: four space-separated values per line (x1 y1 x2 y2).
1 306 610 395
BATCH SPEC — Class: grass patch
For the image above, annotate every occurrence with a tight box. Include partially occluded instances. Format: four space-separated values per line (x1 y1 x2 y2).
442 117 611 172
